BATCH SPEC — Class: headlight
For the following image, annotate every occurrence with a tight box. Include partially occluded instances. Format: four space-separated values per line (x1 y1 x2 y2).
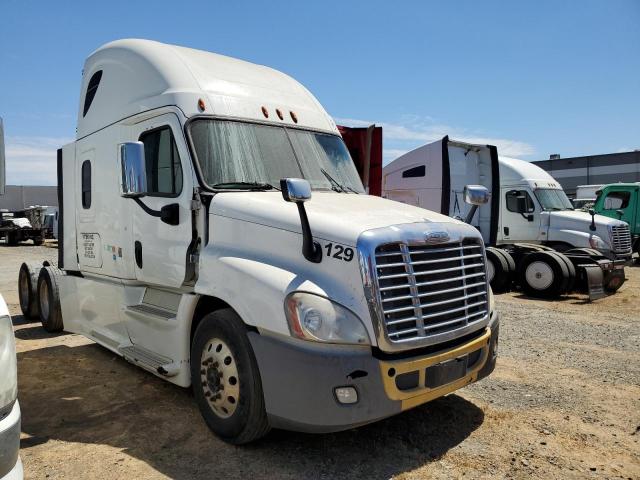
488 286 496 314
284 292 370 345
0 315 18 410
589 235 607 250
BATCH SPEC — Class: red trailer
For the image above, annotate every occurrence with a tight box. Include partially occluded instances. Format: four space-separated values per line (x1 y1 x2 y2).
337 125 383 196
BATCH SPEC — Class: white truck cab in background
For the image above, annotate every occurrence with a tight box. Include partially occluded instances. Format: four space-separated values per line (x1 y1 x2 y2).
573 184 603 209
382 137 630 297
383 139 632 261
26 40 499 444
0 118 24 480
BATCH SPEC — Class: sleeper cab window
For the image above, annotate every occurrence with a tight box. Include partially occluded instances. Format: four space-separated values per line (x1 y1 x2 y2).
82 70 102 117
139 127 183 196
506 190 534 213
81 160 91 209
402 165 425 178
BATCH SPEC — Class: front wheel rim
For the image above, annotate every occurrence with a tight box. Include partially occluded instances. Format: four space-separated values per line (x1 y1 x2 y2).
200 338 240 419
525 261 554 290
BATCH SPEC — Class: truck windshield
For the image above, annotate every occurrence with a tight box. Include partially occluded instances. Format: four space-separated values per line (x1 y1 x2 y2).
535 188 574 210
189 119 365 192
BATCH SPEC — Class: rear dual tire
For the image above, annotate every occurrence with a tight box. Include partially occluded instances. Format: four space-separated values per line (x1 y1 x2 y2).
485 247 516 293
519 251 574 298
19 263 41 318
37 266 64 332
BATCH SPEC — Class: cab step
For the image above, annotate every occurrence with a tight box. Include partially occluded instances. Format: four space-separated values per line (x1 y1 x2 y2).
119 345 179 377
124 303 175 320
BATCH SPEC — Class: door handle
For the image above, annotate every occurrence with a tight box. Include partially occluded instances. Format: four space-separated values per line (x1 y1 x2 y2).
135 241 143 268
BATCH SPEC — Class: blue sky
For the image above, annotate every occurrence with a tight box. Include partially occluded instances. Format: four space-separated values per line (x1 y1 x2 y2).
1 0 638 185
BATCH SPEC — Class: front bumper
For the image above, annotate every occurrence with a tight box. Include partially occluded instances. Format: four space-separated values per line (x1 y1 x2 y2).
250 311 499 433
0 401 22 480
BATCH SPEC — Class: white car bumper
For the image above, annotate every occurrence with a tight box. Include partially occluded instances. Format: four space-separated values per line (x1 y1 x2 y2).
0 401 22 480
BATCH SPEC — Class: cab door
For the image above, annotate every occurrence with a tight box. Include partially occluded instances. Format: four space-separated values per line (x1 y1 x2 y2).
129 113 194 288
500 187 542 242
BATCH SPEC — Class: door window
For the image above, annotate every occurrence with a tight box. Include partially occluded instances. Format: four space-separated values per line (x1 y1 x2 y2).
506 190 535 213
139 127 183 196
603 191 630 210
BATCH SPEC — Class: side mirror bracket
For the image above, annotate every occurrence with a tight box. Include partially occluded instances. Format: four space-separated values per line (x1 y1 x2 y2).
588 208 597 231
462 185 490 224
280 178 322 263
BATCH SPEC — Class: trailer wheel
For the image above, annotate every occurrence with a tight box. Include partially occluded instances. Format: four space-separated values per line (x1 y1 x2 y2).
191 308 270 444
519 251 567 299
37 266 64 332
18 262 42 318
485 248 514 293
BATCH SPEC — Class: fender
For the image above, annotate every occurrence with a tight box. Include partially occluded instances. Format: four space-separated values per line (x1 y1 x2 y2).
549 228 610 253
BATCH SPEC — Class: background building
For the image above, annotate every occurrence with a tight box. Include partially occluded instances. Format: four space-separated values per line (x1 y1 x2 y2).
532 151 640 198
0 185 58 211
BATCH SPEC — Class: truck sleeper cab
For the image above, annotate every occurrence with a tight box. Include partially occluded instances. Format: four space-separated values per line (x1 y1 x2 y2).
47 40 498 443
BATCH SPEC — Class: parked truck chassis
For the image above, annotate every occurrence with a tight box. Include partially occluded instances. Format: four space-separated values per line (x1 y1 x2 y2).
486 243 626 299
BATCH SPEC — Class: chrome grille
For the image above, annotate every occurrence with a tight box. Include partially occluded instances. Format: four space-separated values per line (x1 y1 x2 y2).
611 224 632 253
374 239 488 343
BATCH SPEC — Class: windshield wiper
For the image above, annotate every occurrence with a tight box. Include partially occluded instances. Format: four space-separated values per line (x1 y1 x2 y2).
211 181 279 191
320 168 357 193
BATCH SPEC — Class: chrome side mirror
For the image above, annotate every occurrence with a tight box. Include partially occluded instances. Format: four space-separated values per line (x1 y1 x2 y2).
0 117 5 195
280 178 311 203
463 185 490 206
120 142 147 198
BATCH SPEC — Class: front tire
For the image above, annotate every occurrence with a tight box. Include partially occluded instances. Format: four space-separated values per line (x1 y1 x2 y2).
191 309 270 444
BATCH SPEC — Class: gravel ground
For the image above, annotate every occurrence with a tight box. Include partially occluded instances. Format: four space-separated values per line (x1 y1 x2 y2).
1 241 639 479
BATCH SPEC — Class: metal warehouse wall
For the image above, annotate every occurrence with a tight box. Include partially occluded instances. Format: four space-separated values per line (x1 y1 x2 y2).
532 151 640 197
0 185 58 211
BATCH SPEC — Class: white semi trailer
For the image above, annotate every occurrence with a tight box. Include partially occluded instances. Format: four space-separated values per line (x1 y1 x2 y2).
0 118 24 480
18 40 499 444
382 137 630 298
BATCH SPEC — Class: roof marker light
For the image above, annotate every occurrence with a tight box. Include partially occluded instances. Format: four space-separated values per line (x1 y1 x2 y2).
290 111 298 123
198 98 206 112
261 106 269 118
276 108 284 120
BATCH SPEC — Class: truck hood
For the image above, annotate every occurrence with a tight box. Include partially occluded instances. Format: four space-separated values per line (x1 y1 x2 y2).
549 209 625 229
210 191 463 246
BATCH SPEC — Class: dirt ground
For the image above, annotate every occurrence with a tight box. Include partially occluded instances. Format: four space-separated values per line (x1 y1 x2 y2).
1 241 638 479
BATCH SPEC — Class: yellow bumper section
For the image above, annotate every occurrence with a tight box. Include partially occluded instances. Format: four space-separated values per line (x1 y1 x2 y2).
379 328 491 410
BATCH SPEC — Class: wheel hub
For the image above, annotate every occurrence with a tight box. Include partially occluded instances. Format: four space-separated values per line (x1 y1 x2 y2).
200 338 240 418
525 261 554 290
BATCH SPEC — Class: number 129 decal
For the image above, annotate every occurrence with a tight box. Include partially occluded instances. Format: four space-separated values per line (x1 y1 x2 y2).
324 242 354 262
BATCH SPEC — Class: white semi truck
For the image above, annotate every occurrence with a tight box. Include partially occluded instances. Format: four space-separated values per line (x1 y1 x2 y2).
0 119 24 480
18 40 499 444
382 137 630 298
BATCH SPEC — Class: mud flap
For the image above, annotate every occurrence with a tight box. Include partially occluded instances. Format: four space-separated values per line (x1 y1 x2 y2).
582 265 605 301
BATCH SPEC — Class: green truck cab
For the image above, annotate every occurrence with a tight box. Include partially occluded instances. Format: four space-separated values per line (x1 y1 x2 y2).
593 183 640 260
